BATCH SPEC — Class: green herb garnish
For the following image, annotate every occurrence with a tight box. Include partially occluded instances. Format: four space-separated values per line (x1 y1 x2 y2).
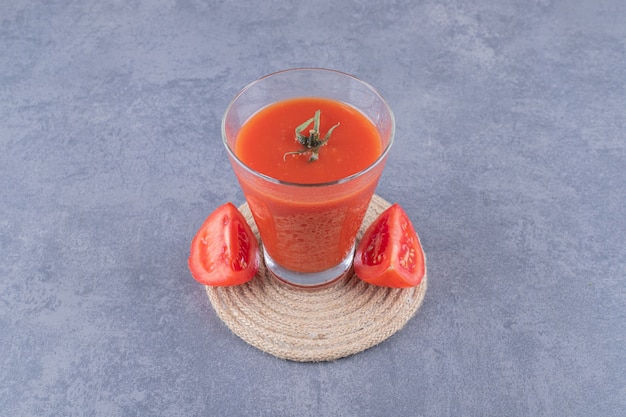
283 110 340 162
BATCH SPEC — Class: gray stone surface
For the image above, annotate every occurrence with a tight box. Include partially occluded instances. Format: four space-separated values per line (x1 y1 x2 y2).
1 0 624 416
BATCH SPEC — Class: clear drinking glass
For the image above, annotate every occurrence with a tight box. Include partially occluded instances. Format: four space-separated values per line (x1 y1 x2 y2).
222 68 395 288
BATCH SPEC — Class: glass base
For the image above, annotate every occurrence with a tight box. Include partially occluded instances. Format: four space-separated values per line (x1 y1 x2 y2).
263 245 355 289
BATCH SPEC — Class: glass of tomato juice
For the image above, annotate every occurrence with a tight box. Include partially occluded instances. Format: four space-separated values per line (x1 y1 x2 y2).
222 68 394 288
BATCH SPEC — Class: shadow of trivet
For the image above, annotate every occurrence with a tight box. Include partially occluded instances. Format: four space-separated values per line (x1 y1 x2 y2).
206 194 428 362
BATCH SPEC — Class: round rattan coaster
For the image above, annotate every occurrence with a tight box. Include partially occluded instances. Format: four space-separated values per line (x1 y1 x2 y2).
206 194 428 362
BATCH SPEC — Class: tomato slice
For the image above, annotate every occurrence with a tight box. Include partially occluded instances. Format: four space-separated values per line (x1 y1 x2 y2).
354 203 425 288
188 202 260 286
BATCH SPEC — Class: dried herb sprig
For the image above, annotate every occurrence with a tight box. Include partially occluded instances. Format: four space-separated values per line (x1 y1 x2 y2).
283 110 340 162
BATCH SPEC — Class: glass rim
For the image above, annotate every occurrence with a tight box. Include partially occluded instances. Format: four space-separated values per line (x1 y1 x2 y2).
221 68 395 188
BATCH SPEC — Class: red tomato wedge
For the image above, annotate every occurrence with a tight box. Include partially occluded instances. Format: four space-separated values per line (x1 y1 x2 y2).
188 202 260 286
354 204 425 288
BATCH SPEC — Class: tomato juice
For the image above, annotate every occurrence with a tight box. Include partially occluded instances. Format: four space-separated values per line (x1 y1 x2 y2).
231 97 386 273
235 97 382 183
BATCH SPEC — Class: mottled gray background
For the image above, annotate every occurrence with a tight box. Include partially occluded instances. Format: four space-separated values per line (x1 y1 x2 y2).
1 0 624 416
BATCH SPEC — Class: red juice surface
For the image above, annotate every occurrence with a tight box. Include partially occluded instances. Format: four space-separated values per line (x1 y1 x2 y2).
233 97 385 272
235 97 382 183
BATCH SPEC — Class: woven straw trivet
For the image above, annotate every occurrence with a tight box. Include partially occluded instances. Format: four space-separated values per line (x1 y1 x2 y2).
206 194 427 362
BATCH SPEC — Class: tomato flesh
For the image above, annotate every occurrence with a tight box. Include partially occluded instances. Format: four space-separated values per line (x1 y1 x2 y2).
354 203 425 288
188 202 260 286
